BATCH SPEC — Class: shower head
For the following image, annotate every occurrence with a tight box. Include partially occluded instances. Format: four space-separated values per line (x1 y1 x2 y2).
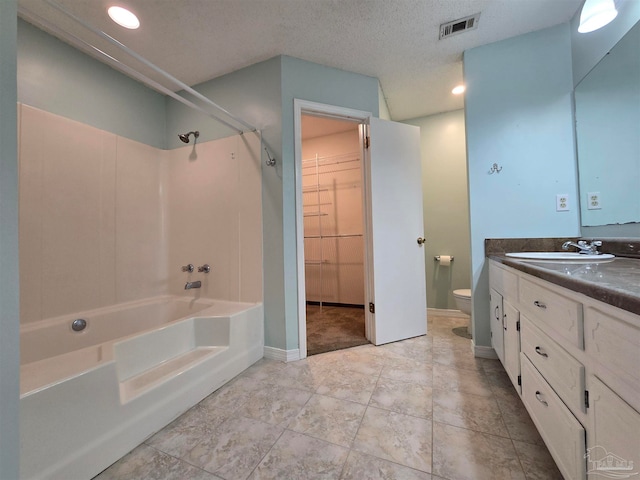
178 130 200 144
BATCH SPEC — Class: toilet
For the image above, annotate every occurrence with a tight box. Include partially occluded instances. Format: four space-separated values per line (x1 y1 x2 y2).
453 289 472 334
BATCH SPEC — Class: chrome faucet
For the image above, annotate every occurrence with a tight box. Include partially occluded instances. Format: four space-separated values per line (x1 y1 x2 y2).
562 240 602 255
184 280 201 290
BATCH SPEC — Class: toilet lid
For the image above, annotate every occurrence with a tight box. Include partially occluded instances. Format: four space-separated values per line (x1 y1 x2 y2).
453 289 471 298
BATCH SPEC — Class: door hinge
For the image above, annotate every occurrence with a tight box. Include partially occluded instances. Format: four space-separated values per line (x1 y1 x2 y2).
369 302 375 314
585 390 589 409
517 375 521 386
364 136 370 149
516 320 520 331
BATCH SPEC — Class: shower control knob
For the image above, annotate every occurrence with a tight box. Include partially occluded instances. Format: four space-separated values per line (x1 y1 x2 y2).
417 237 426 245
198 264 211 273
182 264 194 273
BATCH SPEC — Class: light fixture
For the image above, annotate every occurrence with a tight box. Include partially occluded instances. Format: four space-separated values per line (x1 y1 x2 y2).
578 0 618 33
107 6 140 29
452 85 466 95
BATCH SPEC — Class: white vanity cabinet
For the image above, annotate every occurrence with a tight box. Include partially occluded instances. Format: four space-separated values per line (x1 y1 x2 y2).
488 259 640 480
489 262 521 392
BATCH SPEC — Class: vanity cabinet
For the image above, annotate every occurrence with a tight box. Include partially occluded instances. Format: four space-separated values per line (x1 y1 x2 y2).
488 259 640 480
489 262 520 392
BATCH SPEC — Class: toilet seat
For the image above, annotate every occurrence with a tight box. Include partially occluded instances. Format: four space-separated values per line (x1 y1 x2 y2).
453 289 471 299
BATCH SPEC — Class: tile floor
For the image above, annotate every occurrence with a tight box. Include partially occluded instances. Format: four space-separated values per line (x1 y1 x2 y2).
94 314 563 480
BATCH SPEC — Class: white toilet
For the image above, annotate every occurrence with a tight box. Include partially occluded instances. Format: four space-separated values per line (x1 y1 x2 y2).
453 289 472 334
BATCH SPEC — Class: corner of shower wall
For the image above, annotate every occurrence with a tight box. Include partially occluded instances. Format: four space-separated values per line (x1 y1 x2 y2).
164 132 263 304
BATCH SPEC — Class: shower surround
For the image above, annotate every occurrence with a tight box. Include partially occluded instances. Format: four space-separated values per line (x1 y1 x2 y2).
18 104 263 479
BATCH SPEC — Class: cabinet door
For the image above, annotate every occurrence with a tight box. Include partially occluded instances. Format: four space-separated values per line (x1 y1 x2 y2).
588 376 640 479
490 288 505 364
503 299 521 393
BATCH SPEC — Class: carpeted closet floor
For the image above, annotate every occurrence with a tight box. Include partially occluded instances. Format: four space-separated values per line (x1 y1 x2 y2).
306 305 368 355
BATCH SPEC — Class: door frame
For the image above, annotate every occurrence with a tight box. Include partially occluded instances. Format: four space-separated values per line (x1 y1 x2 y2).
293 99 372 359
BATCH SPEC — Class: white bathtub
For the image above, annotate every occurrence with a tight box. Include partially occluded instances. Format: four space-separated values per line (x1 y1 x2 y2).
19 295 264 480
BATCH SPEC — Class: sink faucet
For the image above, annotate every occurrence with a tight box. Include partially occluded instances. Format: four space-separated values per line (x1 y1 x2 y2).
184 280 201 290
562 240 602 255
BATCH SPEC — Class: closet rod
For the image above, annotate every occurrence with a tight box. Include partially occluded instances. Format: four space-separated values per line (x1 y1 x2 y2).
41 0 257 134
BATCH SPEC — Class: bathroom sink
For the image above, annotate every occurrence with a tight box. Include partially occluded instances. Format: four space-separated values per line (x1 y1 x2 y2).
505 252 615 263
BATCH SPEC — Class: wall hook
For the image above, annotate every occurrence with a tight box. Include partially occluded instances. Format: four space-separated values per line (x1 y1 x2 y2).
264 148 276 167
488 163 502 175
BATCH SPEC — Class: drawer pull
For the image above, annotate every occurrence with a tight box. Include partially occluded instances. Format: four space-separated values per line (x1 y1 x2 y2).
534 300 547 309
535 391 549 407
535 346 549 358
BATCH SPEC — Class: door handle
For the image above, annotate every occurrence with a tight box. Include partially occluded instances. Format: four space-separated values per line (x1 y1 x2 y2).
417 237 426 245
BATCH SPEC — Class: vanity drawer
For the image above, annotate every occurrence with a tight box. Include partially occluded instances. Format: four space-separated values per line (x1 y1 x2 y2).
585 306 640 408
521 315 585 414
521 355 586 480
519 277 583 350
489 262 518 299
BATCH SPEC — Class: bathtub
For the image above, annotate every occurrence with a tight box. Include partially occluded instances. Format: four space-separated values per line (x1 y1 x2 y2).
19 295 264 480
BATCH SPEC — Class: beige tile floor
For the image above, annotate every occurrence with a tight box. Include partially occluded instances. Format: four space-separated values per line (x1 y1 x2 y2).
94 315 563 480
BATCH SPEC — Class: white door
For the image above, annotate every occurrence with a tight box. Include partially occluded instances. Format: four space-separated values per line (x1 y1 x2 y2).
365 118 427 345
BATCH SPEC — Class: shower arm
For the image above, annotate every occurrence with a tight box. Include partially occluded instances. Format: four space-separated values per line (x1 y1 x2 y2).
40 0 257 135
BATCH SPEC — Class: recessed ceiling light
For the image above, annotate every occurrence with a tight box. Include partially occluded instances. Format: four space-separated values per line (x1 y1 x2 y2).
108 6 140 29
452 85 466 95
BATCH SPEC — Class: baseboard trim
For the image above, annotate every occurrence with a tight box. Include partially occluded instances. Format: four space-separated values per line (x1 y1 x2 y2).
427 307 470 319
263 346 301 363
473 343 498 359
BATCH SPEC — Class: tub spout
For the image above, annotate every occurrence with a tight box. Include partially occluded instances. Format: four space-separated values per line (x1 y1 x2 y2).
185 280 201 290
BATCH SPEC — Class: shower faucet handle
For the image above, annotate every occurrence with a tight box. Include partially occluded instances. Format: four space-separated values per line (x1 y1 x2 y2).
182 264 194 273
198 264 211 273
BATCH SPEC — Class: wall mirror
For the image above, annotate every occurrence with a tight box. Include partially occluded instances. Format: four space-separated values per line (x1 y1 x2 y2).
575 20 640 235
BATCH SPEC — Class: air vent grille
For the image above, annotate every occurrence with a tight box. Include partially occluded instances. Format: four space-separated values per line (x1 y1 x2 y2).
439 13 480 39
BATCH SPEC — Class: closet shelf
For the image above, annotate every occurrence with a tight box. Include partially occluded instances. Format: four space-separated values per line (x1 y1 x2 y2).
304 234 363 239
302 152 360 167
303 212 328 217
302 166 361 176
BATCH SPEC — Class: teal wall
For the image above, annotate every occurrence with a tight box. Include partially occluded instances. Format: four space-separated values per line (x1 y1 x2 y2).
166 56 379 350
280 56 379 348
17 19 166 149
464 23 581 347
0 2 20 478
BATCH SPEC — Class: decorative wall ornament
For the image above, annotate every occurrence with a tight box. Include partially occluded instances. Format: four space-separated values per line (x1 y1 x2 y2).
488 163 503 174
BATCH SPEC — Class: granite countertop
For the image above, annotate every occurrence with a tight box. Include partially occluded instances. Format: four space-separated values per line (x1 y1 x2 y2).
485 238 640 316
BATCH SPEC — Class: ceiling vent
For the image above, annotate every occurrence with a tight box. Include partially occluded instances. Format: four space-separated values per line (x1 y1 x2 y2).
439 13 480 40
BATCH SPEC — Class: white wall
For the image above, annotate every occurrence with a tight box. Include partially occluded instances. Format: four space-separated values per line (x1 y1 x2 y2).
166 134 263 303
19 105 166 324
0 0 19 476
464 23 581 347
302 129 364 305
403 110 471 310
19 105 262 326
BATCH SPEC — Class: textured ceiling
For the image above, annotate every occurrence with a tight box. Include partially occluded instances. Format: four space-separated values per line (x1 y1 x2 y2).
18 0 583 121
